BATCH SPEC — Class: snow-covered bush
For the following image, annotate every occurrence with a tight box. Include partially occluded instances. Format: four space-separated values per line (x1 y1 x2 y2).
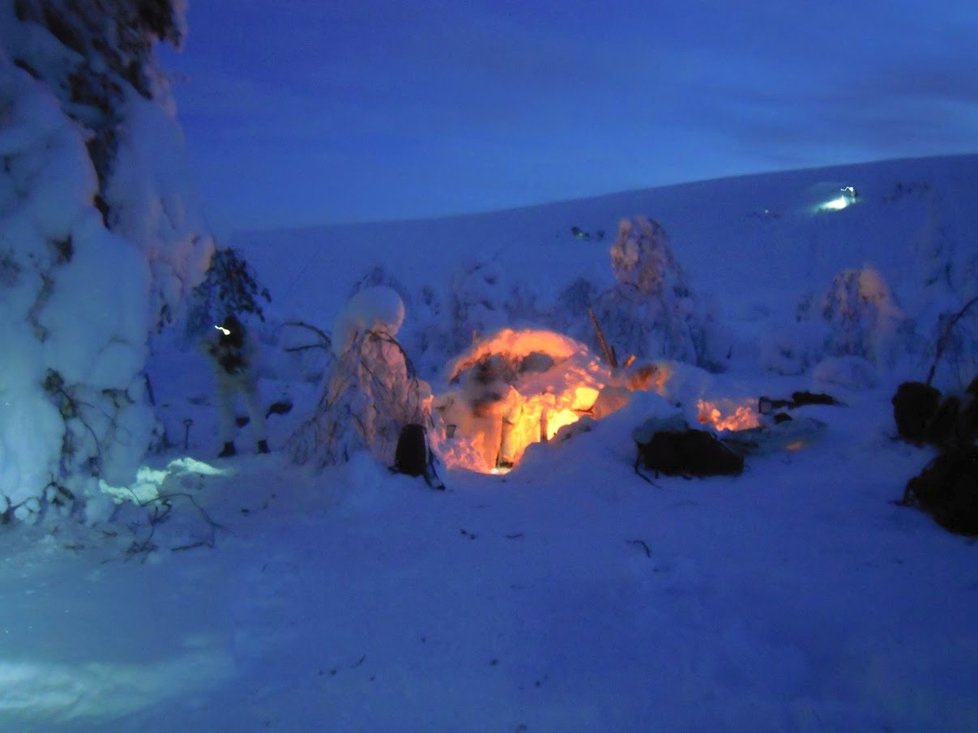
758 321 830 376
411 284 449 378
590 216 721 368
288 289 430 468
447 258 512 354
0 2 212 522
406 257 547 377
812 355 879 390
817 267 916 368
761 268 917 377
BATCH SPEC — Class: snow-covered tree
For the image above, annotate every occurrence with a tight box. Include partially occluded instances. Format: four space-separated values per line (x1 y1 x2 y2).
184 247 271 343
818 267 915 367
0 1 212 522
590 216 720 368
287 287 431 469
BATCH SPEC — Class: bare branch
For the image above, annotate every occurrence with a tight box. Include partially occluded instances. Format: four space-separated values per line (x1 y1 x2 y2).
588 306 618 368
284 320 331 346
926 294 978 386
626 539 652 558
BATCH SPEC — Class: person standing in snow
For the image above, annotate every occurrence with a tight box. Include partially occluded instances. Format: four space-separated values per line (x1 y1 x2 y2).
204 313 270 457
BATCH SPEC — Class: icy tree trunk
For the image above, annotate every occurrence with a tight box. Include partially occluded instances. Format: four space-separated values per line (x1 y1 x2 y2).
0 1 212 523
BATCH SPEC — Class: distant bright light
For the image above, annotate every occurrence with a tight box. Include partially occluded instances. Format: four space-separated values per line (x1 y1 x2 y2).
215 324 231 335
817 185 858 213
819 196 850 211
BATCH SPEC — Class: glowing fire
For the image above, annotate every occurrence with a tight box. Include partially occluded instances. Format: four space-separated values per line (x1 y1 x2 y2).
434 329 611 474
696 398 761 432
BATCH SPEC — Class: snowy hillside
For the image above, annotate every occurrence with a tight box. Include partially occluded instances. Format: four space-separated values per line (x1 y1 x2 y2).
3 155 978 732
235 153 978 384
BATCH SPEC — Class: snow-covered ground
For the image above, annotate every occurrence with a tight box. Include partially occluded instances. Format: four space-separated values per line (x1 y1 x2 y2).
3 155 978 732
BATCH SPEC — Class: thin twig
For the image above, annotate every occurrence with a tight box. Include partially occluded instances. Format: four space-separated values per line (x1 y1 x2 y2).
626 539 652 558
926 294 978 386
284 320 332 351
587 306 618 368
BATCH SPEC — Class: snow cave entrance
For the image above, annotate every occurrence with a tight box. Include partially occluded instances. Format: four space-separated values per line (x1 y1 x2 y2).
432 328 612 474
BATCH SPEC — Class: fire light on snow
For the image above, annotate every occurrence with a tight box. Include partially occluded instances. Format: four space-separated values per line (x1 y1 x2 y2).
696 399 762 432
435 329 612 473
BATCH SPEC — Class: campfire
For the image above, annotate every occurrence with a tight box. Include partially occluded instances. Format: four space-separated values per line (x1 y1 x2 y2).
696 398 762 432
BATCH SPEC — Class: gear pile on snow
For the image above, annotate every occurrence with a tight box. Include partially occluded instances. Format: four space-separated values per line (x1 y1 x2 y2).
899 377 978 534
632 415 744 479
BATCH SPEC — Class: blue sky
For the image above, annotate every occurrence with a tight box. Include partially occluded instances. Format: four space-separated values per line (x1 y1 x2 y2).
161 1 978 232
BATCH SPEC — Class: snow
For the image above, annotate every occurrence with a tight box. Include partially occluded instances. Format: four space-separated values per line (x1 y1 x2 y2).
3 151 978 731
331 285 406 357
0 4 213 520
104 89 213 321
0 57 153 515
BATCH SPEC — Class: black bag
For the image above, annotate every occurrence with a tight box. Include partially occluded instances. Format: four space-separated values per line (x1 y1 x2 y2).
394 423 445 490
904 446 978 535
636 429 744 479
892 381 941 443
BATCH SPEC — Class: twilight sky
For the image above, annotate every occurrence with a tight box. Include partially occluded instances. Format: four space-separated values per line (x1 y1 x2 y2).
160 1 978 233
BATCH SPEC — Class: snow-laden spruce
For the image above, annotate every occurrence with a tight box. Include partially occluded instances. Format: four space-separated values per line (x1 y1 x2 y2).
589 216 722 369
0 2 212 522
287 287 431 468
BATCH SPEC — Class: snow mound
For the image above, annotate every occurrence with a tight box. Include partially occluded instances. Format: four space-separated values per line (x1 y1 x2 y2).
331 286 406 356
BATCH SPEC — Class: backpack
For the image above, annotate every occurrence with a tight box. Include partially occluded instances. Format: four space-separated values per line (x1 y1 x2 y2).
892 381 941 443
904 446 978 535
394 423 445 490
635 429 744 479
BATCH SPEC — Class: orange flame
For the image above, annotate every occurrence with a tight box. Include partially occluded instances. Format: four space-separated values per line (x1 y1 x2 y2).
696 399 761 432
434 329 610 473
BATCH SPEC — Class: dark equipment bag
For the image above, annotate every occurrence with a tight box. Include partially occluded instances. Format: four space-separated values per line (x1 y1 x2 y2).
636 429 744 479
903 446 978 536
394 423 445 490
892 381 941 443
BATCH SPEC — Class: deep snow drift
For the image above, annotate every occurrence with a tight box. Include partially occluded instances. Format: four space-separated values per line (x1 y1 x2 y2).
2 155 978 732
